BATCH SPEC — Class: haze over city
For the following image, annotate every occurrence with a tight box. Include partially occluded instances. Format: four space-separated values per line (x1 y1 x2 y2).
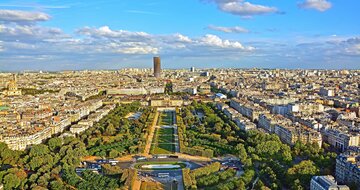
0 0 359 71
0 1 360 190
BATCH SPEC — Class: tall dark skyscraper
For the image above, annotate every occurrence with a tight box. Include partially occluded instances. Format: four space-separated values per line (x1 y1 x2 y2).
153 56 161 78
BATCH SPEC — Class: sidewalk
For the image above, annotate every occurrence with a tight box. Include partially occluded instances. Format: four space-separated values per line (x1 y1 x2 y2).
143 110 159 156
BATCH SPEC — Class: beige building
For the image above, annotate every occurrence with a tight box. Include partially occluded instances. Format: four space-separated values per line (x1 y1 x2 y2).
3 74 22 96
274 124 322 147
258 113 278 133
150 97 183 107
325 129 360 152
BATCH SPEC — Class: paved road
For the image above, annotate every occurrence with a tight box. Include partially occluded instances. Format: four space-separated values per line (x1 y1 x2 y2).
138 169 184 190
172 111 180 153
144 110 159 155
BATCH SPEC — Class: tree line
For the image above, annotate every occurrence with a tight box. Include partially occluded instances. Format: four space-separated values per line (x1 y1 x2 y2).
0 102 144 189
180 101 336 190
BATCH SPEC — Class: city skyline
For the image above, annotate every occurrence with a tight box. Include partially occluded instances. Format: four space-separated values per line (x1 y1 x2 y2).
0 0 360 71
0 1 360 189
0 68 359 189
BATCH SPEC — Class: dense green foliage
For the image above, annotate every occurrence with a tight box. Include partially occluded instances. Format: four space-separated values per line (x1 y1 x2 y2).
180 102 244 157
191 162 221 178
21 88 59 95
80 102 153 157
165 82 173 94
183 161 253 190
0 102 145 189
183 162 221 189
0 136 88 189
196 168 236 187
181 101 336 190
62 167 122 190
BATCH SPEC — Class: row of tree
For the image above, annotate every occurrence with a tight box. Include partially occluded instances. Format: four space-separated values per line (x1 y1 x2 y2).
183 162 221 189
79 102 153 157
180 101 337 190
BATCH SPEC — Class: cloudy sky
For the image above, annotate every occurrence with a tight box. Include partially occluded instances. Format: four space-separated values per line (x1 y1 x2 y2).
0 0 359 71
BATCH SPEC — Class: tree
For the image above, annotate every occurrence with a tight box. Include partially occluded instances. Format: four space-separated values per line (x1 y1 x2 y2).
254 179 267 190
109 149 120 158
0 143 22 165
235 144 247 162
48 138 63 152
37 174 50 187
256 141 281 158
241 169 255 185
291 179 304 190
105 123 116 136
197 124 206 133
165 82 173 94
50 180 65 190
29 144 50 157
3 173 21 189
287 160 319 189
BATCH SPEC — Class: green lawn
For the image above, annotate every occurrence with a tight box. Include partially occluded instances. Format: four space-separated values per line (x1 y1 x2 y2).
158 128 174 135
151 127 175 154
151 146 173 154
157 135 174 144
157 143 175 152
159 111 174 126
0 106 9 111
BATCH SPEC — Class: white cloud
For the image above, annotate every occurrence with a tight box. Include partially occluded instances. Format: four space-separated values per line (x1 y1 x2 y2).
0 10 62 47
77 26 159 54
205 0 279 17
207 25 249 33
0 24 64 41
298 0 332 12
174 33 192 43
0 9 50 23
0 19 255 70
78 26 151 41
76 26 254 54
116 46 159 54
199 34 254 50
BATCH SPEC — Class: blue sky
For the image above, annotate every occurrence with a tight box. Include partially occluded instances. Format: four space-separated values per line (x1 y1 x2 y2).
0 0 359 71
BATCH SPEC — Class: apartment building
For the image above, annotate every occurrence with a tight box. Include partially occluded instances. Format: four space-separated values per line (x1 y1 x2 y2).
324 129 360 152
310 175 349 190
335 149 360 188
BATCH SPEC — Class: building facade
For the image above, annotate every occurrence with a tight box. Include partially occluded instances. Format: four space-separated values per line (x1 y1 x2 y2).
310 175 349 190
335 150 360 188
153 56 161 78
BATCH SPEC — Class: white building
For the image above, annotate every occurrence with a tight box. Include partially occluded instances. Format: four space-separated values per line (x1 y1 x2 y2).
320 87 335 97
310 175 349 190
